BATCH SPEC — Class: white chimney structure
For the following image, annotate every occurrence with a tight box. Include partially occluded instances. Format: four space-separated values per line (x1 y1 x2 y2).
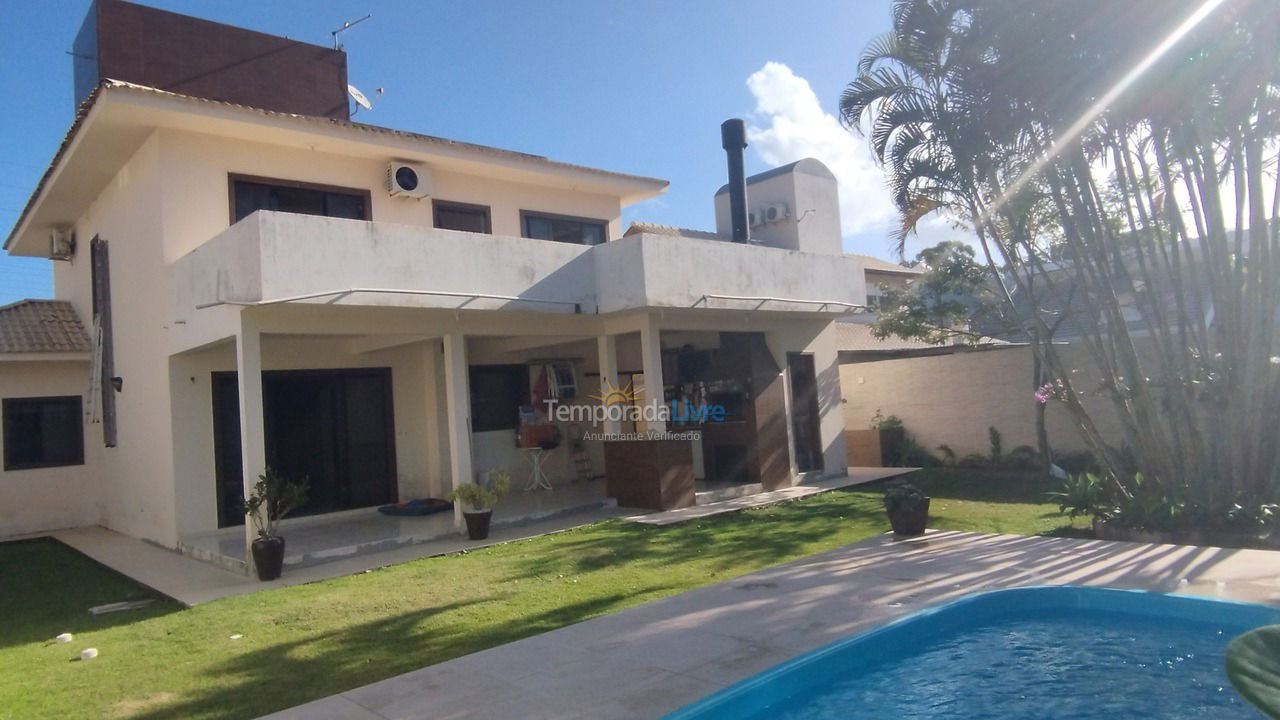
714 158 843 256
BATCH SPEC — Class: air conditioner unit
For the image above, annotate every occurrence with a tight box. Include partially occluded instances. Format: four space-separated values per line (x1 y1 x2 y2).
387 162 432 199
761 203 790 224
48 228 75 261
748 211 762 228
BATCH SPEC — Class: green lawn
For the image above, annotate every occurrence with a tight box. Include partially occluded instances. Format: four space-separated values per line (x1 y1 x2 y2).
0 469 1073 720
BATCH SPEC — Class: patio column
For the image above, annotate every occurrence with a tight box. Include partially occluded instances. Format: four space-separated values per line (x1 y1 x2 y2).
596 333 621 436
639 315 666 433
442 333 473 526
235 312 266 571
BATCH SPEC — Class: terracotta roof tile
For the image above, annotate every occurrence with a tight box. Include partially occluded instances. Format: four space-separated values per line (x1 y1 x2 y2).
0 300 90 354
623 222 727 241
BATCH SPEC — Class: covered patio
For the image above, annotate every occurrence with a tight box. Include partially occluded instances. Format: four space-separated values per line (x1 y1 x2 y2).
178 478 617 573
167 295 850 576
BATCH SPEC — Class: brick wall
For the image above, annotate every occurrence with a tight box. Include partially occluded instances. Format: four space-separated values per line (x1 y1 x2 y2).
839 344 1129 457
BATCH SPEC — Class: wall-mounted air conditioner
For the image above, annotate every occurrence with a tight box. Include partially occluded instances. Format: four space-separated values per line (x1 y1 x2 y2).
49 228 75 261
750 203 790 227
387 162 432 199
761 203 790 224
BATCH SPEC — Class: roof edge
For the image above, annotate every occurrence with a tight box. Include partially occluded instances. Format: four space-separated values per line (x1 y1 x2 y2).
6 80 670 252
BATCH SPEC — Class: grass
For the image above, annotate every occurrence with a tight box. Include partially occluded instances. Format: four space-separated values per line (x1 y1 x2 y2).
0 469 1074 720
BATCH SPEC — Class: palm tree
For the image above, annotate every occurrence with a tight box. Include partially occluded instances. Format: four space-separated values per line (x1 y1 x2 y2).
838 0 985 256
845 0 1280 526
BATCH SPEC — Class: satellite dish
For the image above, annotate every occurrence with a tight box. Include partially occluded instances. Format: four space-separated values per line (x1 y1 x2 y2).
347 84 373 112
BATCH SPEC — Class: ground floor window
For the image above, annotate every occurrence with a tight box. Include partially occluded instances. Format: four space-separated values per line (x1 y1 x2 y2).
2 396 84 471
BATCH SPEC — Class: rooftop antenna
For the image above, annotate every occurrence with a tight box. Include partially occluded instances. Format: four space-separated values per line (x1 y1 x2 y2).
331 14 371 50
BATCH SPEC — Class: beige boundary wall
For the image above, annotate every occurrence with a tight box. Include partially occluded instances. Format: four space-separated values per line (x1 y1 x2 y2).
839 343 1128 458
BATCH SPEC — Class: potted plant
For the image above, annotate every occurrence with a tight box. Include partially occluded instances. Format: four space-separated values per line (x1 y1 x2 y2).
884 483 930 536
449 469 510 540
242 467 308 581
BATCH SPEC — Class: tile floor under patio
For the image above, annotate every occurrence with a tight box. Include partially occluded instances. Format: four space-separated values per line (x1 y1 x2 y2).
177 479 617 574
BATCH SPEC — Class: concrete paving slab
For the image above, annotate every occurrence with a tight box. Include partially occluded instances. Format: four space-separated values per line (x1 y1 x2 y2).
257 530 1280 719
258 695 386 720
52 526 257 605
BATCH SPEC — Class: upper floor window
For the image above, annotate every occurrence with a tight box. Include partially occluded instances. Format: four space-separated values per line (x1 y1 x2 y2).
521 211 606 246
230 175 370 224
434 201 491 234
3 396 85 471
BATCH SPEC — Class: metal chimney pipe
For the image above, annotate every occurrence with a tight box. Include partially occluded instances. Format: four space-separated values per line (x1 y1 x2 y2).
721 118 750 243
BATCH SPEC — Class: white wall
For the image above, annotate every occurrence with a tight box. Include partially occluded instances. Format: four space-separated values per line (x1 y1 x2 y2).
156 128 626 261
50 131 180 545
0 361 100 537
592 233 865 315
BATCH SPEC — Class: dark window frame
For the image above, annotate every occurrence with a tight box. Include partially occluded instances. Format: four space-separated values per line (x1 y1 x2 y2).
3 396 85 471
227 173 372 225
433 200 492 234
520 210 608 246
469 364 530 433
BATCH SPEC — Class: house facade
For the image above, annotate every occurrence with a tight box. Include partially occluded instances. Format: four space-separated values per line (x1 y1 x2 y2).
0 0 862 567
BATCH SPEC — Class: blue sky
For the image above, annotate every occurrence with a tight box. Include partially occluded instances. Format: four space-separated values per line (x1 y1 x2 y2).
0 0 919 305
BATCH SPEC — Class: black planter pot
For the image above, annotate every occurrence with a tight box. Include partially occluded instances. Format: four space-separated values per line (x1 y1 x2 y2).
463 510 493 540
251 535 285 581
888 498 930 536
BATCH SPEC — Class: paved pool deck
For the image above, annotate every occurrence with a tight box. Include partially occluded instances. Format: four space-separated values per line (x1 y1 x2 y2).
260 530 1280 719
623 468 913 525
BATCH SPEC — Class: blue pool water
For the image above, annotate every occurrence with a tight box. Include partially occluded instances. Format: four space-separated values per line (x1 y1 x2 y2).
665 587 1280 720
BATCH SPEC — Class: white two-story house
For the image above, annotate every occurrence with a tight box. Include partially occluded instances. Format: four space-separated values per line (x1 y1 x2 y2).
0 0 863 572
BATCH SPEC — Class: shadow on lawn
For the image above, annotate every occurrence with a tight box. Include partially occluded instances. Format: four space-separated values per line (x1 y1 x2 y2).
0 538 181 650
507 492 890 582
508 470 1064 583
129 588 675 720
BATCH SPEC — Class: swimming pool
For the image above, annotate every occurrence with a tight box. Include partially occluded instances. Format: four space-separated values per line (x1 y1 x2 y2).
663 586 1280 720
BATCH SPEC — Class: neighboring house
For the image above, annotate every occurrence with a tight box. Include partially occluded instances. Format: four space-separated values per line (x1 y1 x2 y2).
0 0 861 561
847 254 924 315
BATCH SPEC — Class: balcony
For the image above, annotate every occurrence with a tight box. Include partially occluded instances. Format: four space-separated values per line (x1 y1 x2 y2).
174 211 595 315
173 212 866 319
594 232 866 314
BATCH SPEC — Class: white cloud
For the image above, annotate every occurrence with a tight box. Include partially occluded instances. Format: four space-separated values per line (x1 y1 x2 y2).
744 61 898 240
